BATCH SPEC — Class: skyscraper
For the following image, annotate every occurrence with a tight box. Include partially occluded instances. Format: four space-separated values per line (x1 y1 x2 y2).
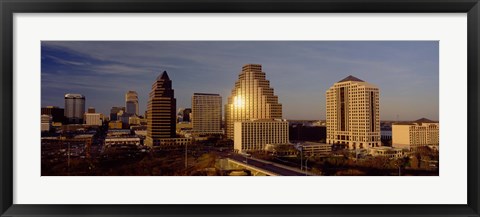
192 93 222 135
182 108 192 122
125 91 139 115
109 106 125 121
326 75 380 150
41 106 64 123
64 93 85 124
145 71 176 146
87 107 95 113
225 64 282 139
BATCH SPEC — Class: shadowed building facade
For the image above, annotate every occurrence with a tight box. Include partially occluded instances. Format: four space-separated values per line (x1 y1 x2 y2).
326 75 380 150
145 71 177 146
192 93 222 135
109 106 125 121
225 64 282 139
41 106 64 123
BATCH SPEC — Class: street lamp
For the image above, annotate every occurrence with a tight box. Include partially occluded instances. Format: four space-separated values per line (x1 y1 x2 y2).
300 146 303 171
185 142 188 170
305 157 309 176
67 142 70 175
304 155 313 176
394 161 401 176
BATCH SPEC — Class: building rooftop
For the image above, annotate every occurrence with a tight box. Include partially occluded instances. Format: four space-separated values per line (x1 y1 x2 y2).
393 118 439 125
242 119 288 123
414 118 437 123
301 142 332 146
156 71 170 81
370 146 403 151
194 93 220 96
338 75 364 83
74 134 95 139
106 135 140 139
64 93 85 98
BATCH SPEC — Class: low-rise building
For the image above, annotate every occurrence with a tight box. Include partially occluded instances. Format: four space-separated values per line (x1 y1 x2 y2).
41 134 94 157
41 115 52 132
107 129 131 136
128 115 141 126
105 136 141 146
108 120 123 129
264 143 298 157
84 113 102 126
134 130 147 137
176 122 193 136
61 124 86 132
369 146 404 158
234 119 289 153
392 118 439 150
299 142 333 157
154 138 192 147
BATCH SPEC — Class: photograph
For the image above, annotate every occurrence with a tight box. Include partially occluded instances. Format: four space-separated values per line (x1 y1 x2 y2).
40 41 439 176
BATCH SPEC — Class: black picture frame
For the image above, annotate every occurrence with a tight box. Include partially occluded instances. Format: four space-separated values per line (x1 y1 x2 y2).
1 0 479 216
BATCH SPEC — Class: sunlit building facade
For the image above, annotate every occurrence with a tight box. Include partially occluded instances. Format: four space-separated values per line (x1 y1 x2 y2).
225 64 282 139
41 114 52 132
64 93 85 124
145 71 176 146
326 75 380 150
85 113 102 126
192 93 222 135
392 118 439 150
234 119 289 153
125 90 139 115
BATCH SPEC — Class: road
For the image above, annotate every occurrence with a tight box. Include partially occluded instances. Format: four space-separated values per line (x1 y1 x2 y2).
227 154 307 176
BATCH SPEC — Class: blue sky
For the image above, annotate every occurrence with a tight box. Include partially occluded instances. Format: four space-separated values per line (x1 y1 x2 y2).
41 41 439 121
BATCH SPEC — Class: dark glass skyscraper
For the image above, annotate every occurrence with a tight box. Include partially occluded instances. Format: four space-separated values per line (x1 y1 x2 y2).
145 71 176 146
182 108 192 122
110 106 125 121
41 106 64 123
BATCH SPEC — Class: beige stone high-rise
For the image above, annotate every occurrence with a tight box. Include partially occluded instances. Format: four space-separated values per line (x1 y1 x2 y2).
326 75 380 150
225 64 282 139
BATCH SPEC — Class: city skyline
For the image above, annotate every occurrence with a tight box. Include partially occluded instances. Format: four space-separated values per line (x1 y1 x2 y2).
41 41 439 121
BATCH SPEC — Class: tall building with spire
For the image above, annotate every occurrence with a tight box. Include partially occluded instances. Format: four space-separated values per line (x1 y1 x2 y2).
326 75 380 150
225 64 282 139
145 71 176 146
125 91 139 115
